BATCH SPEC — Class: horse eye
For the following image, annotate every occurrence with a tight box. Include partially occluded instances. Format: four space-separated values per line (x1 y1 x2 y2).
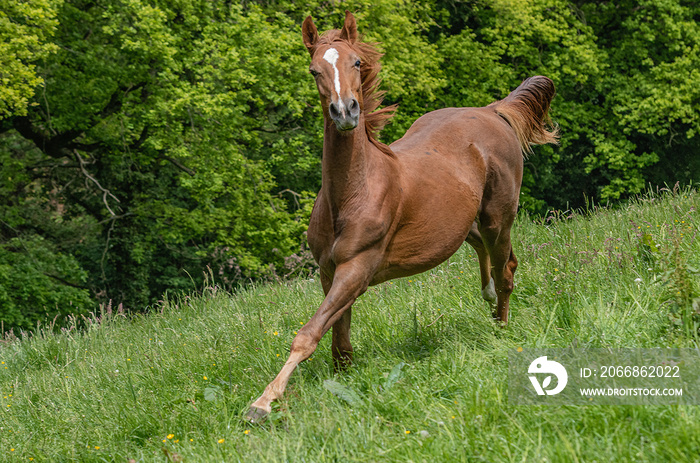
354 59 361 68
310 69 319 77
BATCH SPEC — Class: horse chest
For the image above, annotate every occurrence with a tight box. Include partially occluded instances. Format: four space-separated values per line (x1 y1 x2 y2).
309 188 395 268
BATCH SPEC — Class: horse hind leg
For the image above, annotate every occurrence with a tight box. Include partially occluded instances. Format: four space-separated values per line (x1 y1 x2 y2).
498 247 518 323
465 222 497 304
478 217 518 325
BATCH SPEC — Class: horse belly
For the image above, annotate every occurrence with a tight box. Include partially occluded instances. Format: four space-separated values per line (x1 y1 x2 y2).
373 196 475 284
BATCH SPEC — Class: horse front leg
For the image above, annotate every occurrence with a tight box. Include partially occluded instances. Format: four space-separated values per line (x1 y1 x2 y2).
322 272 354 371
331 308 353 371
245 261 370 423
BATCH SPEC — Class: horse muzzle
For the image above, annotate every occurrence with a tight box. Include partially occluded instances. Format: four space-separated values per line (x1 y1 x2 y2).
329 97 360 131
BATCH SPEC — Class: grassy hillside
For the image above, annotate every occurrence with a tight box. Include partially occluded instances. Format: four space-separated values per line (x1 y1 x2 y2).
1 189 699 462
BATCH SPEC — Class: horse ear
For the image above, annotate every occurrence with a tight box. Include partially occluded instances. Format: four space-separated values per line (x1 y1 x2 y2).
340 10 358 43
302 16 319 55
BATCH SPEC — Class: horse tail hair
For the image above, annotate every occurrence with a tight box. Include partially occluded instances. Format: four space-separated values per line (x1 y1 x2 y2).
489 76 559 156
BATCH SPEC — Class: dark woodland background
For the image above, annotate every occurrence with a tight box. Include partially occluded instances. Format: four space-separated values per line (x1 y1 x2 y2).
1 0 698 330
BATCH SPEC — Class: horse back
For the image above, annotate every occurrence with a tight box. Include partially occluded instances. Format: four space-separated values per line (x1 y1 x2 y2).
368 107 523 282
390 106 522 165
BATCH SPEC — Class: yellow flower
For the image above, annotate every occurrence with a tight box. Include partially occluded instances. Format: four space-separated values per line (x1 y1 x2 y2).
167 434 174 439
273 331 279 336
405 430 411 434
203 376 208 380
94 446 100 450
244 430 250 435
218 438 225 444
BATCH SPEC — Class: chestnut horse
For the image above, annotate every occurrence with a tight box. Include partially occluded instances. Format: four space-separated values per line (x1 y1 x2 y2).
246 11 558 422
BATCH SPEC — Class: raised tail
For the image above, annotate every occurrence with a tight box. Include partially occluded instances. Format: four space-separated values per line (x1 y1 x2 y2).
489 76 559 155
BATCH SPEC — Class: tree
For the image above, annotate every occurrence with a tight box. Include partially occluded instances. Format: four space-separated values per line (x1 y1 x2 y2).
1 1 317 330
0 0 61 118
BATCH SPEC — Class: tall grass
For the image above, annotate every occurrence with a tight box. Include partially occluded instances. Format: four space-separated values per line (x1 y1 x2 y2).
1 188 699 462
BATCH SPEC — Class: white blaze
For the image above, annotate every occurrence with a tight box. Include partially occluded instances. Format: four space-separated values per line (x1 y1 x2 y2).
322 47 346 114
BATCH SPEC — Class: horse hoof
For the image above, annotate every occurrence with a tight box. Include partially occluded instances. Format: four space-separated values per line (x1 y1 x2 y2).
491 312 508 328
244 406 269 423
332 351 354 372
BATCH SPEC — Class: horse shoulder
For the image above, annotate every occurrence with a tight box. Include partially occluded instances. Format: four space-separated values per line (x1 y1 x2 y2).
330 187 398 266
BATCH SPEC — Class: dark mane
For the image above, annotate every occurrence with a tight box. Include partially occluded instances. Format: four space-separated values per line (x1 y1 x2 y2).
313 30 397 156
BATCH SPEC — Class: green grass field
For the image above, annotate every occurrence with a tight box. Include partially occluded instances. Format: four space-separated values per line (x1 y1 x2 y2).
1 189 699 462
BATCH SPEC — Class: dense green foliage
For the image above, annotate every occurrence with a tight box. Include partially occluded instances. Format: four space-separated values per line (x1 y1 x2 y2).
1 190 698 461
1 0 699 330
0 0 61 118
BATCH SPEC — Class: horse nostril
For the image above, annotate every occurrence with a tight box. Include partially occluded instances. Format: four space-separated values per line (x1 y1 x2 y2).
329 102 340 119
349 98 360 116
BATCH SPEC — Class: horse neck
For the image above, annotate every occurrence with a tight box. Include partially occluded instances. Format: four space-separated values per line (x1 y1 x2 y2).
321 117 374 213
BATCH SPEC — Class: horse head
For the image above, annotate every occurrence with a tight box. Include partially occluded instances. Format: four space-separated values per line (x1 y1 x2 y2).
302 12 363 132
